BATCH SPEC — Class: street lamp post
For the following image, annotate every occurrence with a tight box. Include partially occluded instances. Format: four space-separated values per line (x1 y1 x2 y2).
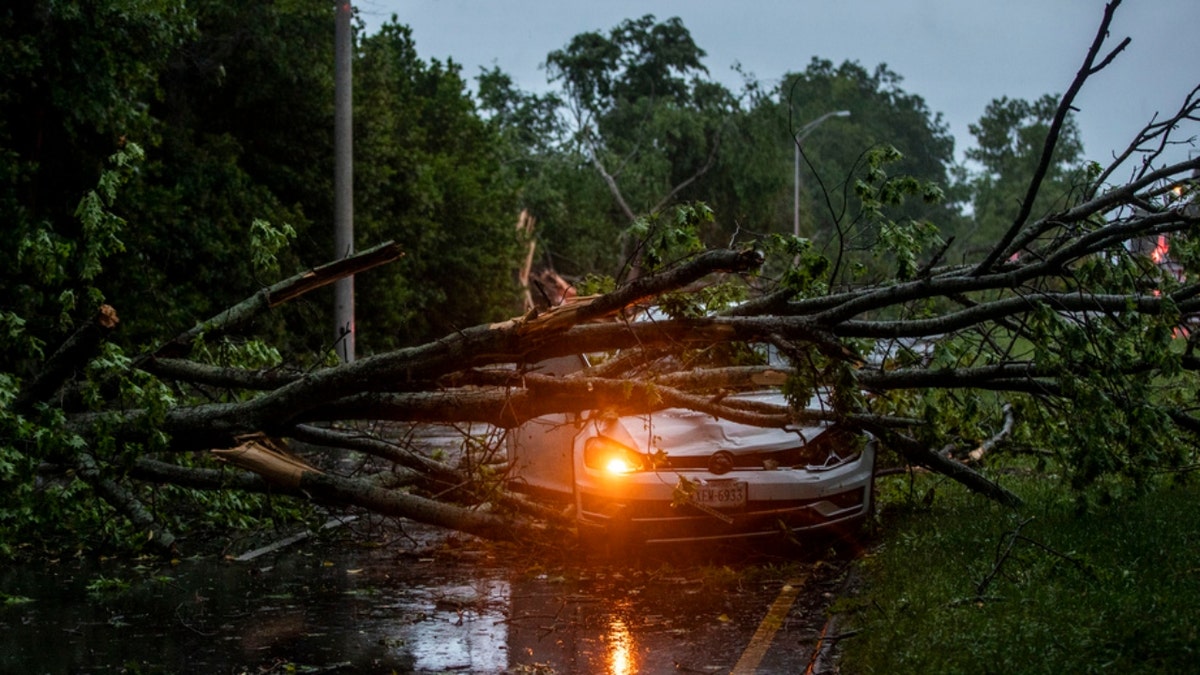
793 110 850 241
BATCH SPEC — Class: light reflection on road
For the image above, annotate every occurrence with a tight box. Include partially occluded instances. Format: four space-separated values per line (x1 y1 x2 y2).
606 613 636 675
408 578 510 673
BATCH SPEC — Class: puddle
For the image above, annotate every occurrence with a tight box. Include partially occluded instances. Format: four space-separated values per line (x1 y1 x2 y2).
1 541 516 672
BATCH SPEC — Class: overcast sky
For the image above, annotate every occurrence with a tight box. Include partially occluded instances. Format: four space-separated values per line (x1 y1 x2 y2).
356 0 1199 167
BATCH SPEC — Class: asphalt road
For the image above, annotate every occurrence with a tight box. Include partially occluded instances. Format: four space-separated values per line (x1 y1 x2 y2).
500 550 855 674
0 518 859 674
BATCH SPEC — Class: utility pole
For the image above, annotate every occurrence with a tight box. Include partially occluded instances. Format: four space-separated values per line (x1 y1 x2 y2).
793 110 850 241
334 0 355 362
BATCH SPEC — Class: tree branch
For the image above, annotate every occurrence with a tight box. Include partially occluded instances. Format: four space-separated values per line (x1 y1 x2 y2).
15 304 118 411
974 0 1127 275
289 424 465 488
873 428 1023 507
650 125 724 214
143 358 302 390
1091 84 1200 194
297 471 539 542
74 453 177 553
589 151 638 223
154 241 402 357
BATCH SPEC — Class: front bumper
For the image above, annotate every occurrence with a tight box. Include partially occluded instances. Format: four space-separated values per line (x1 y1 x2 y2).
575 440 876 545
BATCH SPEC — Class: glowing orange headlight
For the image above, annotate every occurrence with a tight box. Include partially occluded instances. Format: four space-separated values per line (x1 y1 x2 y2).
584 437 647 474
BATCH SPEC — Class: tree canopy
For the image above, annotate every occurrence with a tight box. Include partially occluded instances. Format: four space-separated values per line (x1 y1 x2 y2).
353 21 521 348
955 94 1088 257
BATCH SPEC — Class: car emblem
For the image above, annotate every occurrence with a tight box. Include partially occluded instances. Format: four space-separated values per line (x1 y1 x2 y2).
708 450 735 475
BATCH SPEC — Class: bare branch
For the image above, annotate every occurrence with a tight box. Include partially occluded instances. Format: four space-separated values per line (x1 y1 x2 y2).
589 151 639 223
297 471 539 542
289 424 464 487
143 358 302 390
873 428 1023 507
967 404 1015 464
974 0 1127 275
650 126 724 214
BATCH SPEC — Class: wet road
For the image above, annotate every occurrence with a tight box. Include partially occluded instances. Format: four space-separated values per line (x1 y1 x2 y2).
0 521 855 674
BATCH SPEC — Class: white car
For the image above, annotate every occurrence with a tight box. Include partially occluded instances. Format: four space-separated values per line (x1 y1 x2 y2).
506 355 877 549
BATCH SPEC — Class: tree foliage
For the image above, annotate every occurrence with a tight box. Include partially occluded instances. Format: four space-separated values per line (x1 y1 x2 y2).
2 1 526 359
0 1 524 552
1 0 194 348
480 16 964 286
782 58 959 225
955 94 1088 256
353 20 521 348
475 15 738 278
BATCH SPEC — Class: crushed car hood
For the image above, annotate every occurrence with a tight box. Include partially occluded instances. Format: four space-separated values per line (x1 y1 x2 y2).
616 391 830 457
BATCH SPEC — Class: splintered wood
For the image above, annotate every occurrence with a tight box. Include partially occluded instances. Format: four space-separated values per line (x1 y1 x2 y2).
212 434 319 489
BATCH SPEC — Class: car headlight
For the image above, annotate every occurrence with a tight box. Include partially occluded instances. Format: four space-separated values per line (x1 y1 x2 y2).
584 436 647 474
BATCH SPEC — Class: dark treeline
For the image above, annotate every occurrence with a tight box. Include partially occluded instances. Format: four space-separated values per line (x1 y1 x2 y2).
1 3 1084 359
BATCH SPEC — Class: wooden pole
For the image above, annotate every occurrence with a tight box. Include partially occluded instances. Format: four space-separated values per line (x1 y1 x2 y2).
334 0 355 361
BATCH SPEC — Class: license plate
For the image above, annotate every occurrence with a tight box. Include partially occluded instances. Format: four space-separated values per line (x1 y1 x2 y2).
693 481 747 509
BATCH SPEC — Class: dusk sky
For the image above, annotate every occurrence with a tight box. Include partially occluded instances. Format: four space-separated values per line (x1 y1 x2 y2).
356 0 1199 169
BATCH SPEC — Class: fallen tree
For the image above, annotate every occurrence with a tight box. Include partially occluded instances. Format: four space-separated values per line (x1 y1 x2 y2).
3 0 1199 554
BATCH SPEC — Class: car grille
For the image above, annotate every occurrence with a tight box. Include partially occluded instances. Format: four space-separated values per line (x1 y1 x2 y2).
653 428 860 471
578 488 869 543
580 487 865 521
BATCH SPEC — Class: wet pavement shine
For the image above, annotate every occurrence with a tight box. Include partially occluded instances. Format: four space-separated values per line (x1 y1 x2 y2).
0 521 855 674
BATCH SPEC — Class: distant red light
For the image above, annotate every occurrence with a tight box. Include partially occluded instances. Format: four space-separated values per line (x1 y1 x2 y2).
1152 235 1169 264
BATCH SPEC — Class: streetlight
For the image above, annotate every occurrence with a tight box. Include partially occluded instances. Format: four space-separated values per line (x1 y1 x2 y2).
794 110 850 241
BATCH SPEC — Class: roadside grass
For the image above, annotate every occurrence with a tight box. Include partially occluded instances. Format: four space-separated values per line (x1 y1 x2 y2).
838 469 1200 674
